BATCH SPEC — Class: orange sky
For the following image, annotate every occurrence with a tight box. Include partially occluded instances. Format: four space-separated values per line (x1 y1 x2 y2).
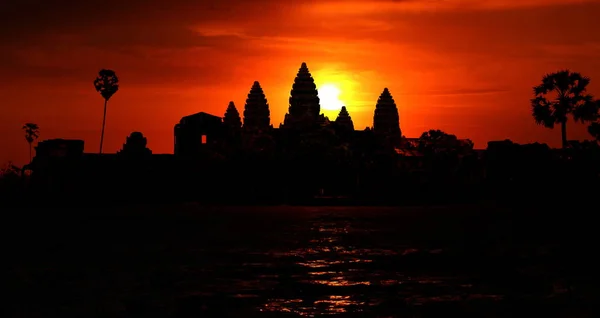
1 0 600 165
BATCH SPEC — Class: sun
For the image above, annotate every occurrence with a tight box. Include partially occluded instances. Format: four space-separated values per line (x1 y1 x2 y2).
318 84 345 111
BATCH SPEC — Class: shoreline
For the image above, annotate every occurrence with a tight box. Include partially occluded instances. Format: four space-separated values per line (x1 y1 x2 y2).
3 199 577 220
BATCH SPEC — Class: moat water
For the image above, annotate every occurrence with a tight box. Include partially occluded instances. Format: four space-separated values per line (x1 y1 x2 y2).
7 205 599 317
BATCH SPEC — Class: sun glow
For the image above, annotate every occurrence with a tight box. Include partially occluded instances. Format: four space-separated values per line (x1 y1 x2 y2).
318 84 345 111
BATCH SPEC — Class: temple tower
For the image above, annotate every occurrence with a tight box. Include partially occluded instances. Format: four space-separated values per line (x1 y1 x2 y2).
118 132 152 156
335 106 354 131
243 81 271 131
373 88 401 144
283 62 321 128
223 101 242 130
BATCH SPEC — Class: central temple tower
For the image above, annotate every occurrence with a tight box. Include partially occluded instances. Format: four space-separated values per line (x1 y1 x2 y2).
373 87 402 146
283 62 321 128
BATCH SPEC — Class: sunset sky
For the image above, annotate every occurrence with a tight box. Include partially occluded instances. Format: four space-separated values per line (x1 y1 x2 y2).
1 0 599 165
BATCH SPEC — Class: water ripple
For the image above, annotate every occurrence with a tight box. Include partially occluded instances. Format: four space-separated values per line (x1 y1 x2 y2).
10 207 594 317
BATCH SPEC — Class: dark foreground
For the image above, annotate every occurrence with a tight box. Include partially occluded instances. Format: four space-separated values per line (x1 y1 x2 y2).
6 204 599 317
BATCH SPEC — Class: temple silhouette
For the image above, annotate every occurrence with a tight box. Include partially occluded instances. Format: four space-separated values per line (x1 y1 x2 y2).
21 62 600 205
171 63 428 156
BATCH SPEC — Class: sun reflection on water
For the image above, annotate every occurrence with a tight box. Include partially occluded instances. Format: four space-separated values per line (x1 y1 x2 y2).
260 295 366 315
252 215 505 315
258 218 377 315
314 295 366 313
311 279 371 286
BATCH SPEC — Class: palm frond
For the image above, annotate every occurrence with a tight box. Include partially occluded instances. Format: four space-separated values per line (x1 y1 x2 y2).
533 84 547 96
531 97 555 128
539 73 557 94
22 122 40 143
22 123 39 130
572 96 599 123
588 122 600 140
571 74 590 95
554 70 572 93
94 69 120 101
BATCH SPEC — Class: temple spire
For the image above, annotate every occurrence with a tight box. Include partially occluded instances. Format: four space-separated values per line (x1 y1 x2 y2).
335 106 354 131
243 81 271 131
284 62 321 128
223 101 242 130
373 88 401 144
117 132 152 156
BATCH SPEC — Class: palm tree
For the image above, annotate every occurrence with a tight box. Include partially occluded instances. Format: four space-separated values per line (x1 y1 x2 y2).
589 123 600 141
587 100 600 141
531 70 596 148
93 69 119 154
22 123 39 163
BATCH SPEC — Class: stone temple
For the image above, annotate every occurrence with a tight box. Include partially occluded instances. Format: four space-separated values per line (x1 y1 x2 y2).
172 62 403 155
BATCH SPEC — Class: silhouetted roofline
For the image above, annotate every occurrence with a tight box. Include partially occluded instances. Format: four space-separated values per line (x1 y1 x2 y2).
38 138 84 144
180 112 222 121
82 152 175 155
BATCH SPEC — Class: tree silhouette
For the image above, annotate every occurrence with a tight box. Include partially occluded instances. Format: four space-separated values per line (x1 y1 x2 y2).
531 70 596 148
418 129 460 153
589 123 600 141
22 123 39 163
587 100 600 141
93 69 120 154
0 161 21 187
462 139 475 151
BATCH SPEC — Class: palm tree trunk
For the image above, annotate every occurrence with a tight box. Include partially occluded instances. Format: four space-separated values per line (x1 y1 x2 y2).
561 120 568 149
99 99 108 154
29 143 32 163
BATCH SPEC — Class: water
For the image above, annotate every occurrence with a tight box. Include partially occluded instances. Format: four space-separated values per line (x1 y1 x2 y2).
7 205 599 317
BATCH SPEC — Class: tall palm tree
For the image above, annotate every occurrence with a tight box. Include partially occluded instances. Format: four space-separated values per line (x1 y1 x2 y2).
22 123 39 163
93 69 119 154
531 70 596 148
